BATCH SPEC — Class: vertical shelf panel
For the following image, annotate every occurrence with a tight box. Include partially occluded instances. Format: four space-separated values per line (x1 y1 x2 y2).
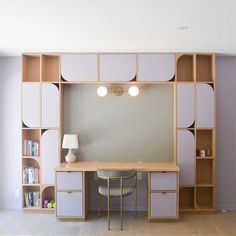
22 83 40 127
42 84 59 128
41 130 58 184
138 54 175 81
22 55 40 82
61 54 97 81
177 55 194 82
100 54 136 81
42 55 60 82
196 54 213 82
177 84 195 128
177 130 195 185
196 84 214 128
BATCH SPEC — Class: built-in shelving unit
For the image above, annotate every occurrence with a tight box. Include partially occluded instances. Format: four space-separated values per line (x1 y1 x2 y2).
21 54 60 211
177 53 215 213
21 52 215 215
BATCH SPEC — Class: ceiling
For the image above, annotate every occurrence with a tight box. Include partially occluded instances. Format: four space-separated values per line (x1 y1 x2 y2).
0 0 236 56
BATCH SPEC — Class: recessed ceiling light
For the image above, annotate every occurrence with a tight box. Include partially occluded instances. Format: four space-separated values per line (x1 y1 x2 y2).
179 26 189 31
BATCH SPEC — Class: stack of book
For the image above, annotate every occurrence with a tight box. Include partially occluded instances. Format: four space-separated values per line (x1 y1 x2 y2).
23 139 40 156
24 192 40 208
23 167 40 184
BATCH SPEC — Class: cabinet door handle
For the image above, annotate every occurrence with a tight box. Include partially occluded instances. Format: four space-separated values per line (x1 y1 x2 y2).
67 191 72 194
161 171 167 173
161 192 167 194
66 171 71 173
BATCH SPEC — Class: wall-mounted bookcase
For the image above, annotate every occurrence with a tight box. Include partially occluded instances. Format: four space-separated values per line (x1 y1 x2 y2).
177 53 215 213
21 54 60 211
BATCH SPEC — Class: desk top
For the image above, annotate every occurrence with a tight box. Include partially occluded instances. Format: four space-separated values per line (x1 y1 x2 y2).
55 161 179 172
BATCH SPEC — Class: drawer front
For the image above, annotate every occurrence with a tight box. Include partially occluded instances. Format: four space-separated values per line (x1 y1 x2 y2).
150 172 177 190
150 192 177 217
57 192 83 217
56 172 83 190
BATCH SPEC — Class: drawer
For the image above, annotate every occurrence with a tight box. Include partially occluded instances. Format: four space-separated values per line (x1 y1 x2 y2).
150 172 177 190
56 172 83 190
56 191 83 217
150 192 177 217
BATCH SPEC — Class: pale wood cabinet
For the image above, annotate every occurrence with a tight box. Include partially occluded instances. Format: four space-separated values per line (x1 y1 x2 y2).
22 83 40 127
177 130 195 185
42 84 59 127
196 84 214 128
61 54 98 81
138 54 175 81
41 130 59 185
177 84 195 128
100 54 136 81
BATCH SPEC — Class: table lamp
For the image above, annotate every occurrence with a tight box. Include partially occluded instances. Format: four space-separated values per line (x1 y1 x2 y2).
62 134 79 163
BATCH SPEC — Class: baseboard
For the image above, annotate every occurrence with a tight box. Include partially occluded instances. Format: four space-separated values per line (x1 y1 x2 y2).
0 201 21 210
216 204 236 211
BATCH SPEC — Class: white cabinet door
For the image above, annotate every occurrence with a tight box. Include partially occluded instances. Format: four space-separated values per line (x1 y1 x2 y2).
138 54 175 81
177 84 195 128
61 54 98 81
56 172 83 190
41 130 58 184
100 54 136 81
57 192 83 217
150 172 177 190
177 130 195 185
22 83 40 127
150 192 177 217
42 84 59 128
196 84 214 128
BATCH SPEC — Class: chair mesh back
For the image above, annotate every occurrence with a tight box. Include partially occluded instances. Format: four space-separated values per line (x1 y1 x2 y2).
97 169 136 179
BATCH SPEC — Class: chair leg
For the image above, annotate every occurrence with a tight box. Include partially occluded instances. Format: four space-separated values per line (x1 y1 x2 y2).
135 175 137 219
120 178 123 231
108 178 110 231
97 179 100 218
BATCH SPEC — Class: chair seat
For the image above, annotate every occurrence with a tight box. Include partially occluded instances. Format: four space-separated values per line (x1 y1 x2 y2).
98 186 134 197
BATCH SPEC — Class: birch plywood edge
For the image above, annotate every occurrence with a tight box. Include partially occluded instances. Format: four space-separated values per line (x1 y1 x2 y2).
54 161 180 172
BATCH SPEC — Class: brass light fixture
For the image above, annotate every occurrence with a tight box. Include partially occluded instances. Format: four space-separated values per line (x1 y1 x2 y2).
97 85 139 97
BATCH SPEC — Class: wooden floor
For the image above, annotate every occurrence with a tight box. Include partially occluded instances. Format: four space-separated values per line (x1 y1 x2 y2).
0 210 236 235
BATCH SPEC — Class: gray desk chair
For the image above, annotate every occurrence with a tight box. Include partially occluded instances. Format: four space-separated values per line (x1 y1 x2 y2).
97 169 137 230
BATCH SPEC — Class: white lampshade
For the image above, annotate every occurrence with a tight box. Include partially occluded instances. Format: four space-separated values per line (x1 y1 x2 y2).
62 134 79 149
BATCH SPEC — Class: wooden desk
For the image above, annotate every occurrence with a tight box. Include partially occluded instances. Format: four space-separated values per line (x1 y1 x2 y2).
55 161 179 221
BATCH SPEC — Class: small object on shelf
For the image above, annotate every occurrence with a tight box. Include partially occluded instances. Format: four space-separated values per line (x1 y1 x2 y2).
62 134 79 163
43 199 49 208
207 149 211 156
200 149 206 157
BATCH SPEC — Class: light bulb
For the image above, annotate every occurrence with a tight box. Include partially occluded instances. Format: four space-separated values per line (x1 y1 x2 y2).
97 86 108 97
128 86 139 97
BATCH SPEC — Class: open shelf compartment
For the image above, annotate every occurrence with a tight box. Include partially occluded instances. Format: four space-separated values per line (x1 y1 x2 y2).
22 55 40 82
196 54 214 82
42 55 60 82
22 185 41 208
177 54 194 82
196 159 214 185
179 187 194 210
22 129 40 157
41 185 55 209
196 186 214 209
196 129 213 157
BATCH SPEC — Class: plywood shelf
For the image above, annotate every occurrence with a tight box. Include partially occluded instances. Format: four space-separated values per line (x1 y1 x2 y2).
196 54 214 82
177 54 194 82
196 187 214 209
42 55 60 82
196 129 213 157
179 187 194 210
22 55 41 82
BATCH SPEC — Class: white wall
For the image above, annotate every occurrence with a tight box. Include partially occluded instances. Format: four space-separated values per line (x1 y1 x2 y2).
216 56 236 210
1 56 236 211
0 57 21 209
